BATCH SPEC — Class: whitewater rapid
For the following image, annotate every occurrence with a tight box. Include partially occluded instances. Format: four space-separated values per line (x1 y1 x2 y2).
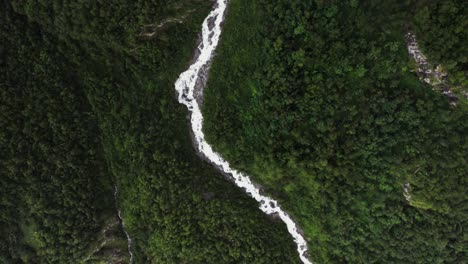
174 0 312 263
114 185 134 263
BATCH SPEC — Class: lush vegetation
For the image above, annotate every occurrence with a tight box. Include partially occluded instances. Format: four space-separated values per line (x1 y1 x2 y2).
412 0 467 87
204 0 467 263
1 0 300 263
0 5 126 263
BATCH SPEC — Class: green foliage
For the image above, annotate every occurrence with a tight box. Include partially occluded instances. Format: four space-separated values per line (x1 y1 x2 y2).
1 0 301 263
0 6 118 261
412 0 468 87
204 0 467 263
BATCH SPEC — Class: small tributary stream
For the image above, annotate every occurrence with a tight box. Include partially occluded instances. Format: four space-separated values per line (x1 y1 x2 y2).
114 185 134 263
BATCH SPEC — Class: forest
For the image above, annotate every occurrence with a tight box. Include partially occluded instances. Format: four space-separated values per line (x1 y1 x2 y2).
1 0 466 263
1 0 301 263
203 0 467 263
412 0 467 88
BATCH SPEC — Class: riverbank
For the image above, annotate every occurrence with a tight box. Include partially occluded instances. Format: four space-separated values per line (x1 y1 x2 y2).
174 1 312 263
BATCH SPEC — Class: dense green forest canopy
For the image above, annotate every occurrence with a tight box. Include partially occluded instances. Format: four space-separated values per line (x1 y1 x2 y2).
1 0 301 263
1 4 125 262
203 0 467 263
412 0 467 87
1 0 467 263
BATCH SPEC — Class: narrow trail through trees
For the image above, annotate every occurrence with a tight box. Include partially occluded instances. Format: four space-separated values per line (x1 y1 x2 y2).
174 1 312 263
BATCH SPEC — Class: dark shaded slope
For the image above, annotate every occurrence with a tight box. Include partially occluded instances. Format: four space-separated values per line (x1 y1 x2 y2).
1 0 301 263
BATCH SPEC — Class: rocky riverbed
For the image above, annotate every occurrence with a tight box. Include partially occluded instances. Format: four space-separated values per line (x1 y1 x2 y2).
174 0 312 263
406 32 461 105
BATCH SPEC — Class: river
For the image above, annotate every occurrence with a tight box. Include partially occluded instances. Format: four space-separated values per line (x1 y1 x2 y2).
174 0 312 263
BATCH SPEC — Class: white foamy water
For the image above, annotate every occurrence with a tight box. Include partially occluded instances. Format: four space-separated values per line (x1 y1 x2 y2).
114 185 134 263
174 1 312 263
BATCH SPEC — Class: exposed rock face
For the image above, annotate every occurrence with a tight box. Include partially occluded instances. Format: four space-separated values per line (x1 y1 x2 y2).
405 32 461 105
403 182 411 202
82 213 131 264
